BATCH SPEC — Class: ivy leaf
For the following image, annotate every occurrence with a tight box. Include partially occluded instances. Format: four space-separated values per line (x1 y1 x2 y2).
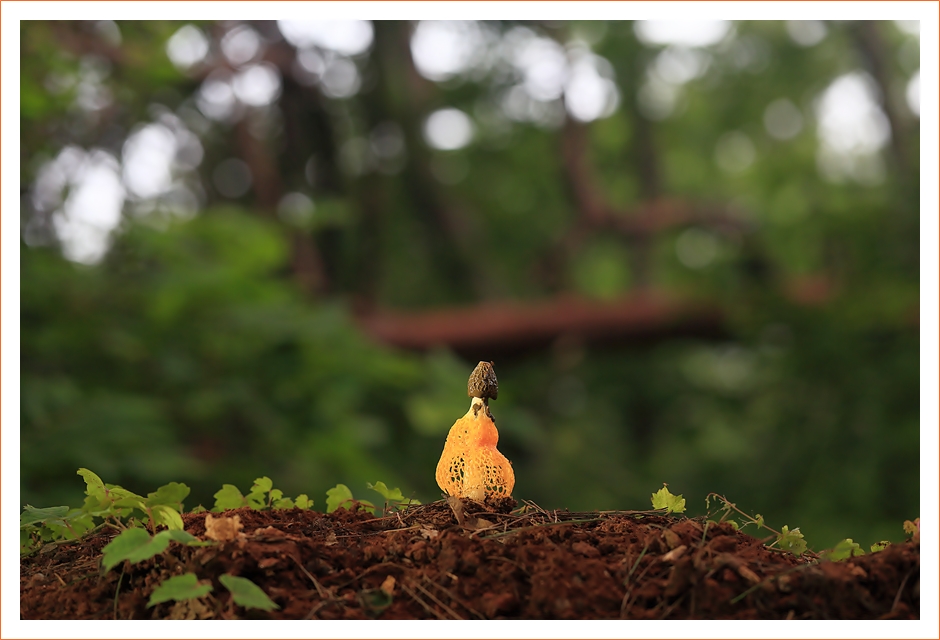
326 484 354 513
101 528 170 571
219 574 279 611
821 538 864 561
651 484 686 514
776 525 807 556
20 505 69 528
147 573 213 607
213 485 245 512
294 494 313 509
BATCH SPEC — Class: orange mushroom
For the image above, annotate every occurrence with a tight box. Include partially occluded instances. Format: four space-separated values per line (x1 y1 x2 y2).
435 361 515 500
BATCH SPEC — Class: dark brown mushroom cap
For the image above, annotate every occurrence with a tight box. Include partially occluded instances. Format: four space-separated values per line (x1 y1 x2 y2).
467 361 498 400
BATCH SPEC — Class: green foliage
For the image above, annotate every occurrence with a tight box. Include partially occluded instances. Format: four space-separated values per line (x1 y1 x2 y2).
367 481 421 509
707 493 810 557
219 574 280 611
22 468 410 558
326 484 361 513
651 485 686 514
20 505 69 527
213 485 246 511
870 541 891 553
821 538 864 561
148 573 213 607
212 477 314 512
20 469 192 554
774 525 808 556
101 528 199 572
327 482 419 515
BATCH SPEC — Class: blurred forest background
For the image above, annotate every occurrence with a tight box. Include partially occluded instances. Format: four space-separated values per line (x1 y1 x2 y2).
20 20 921 550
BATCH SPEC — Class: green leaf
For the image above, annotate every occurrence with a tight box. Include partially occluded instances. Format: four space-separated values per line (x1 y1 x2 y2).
245 491 267 510
21 529 34 554
81 494 119 518
111 496 147 513
272 497 294 509
162 529 213 547
870 541 891 553
359 588 393 614
219 574 279 611
650 484 686 514
146 482 191 510
775 525 807 556
367 481 404 502
326 484 354 513
47 510 96 539
20 505 69 528
269 489 283 502
822 538 864 561
191 505 207 514
152 505 185 531
101 528 170 571
163 529 198 544
108 486 146 503
213 484 245 512
77 468 107 499
147 573 213 607
294 494 313 509
251 477 274 494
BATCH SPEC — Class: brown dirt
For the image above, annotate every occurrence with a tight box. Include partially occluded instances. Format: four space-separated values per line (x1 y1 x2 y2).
20 499 919 620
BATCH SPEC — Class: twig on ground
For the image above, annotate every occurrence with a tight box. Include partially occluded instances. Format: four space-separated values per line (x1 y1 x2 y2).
414 580 464 620
399 581 448 619
422 576 486 620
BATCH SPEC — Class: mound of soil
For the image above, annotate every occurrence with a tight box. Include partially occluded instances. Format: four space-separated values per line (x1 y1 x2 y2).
20 499 919 620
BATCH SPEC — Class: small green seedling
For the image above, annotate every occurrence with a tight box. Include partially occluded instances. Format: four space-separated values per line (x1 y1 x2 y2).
326 482 421 515
705 492 812 558
820 538 864 561
212 476 314 512
651 484 686 514
772 525 808 556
